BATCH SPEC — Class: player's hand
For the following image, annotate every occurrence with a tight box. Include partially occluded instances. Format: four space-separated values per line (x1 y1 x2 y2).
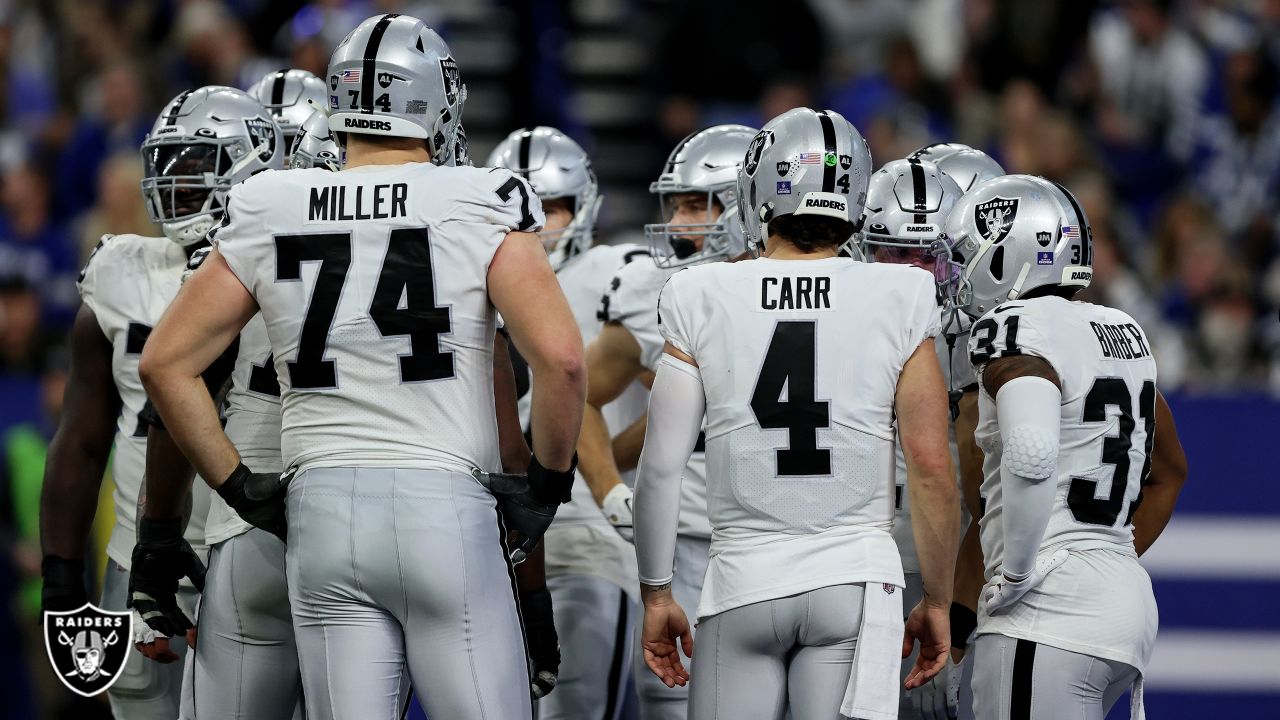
132 608 181 663
40 556 88 614
903 600 950 689
905 652 962 719
519 587 560 698
601 484 634 542
983 549 1069 615
128 516 206 638
472 465 564 564
217 464 291 542
641 588 693 688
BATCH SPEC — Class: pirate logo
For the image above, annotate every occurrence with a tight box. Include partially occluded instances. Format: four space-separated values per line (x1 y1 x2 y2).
439 56 461 106
742 130 773 177
1036 231 1052 247
974 196 1019 244
44 604 131 697
243 118 278 163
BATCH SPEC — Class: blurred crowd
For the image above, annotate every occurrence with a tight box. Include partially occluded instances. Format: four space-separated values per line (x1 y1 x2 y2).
0 0 1277 398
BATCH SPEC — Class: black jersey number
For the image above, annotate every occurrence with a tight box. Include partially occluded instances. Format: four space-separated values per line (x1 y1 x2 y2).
274 227 454 389
969 314 1020 366
247 353 281 397
125 321 153 436
750 321 831 476
1066 378 1155 527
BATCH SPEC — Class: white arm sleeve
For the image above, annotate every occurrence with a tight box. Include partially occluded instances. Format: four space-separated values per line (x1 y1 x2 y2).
995 375 1062 579
634 352 706 586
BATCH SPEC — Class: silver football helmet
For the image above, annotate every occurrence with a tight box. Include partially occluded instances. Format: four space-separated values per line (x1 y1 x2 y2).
452 124 471 166
247 69 327 160
646 124 756 267
326 14 466 165
738 108 872 253
910 142 1005 193
487 126 601 270
290 109 342 171
943 174 1093 319
141 86 283 246
858 158 962 286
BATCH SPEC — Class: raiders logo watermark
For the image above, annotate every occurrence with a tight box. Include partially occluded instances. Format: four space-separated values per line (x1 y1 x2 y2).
243 118 278 163
974 196 1019 243
44 604 132 697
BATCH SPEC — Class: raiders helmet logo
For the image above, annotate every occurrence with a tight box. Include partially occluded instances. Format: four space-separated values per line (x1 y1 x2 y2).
243 118 278 163
44 604 132 697
974 196 1019 244
743 130 774 177
439 57 461 106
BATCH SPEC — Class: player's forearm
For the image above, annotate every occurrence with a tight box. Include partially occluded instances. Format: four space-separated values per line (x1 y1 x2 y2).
142 425 197 522
612 413 648 473
908 464 960 607
578 403 625 506
953 518 984 612
141 370 241 488
1133 482 1179 556
493 332 532 473
955 391 985 519
39 431 111 560
514 541 546 591
1134 392 1187 556
528 362 585 472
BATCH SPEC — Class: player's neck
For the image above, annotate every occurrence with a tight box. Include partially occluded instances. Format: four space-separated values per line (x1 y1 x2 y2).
762 236 839 261
344 140 432 169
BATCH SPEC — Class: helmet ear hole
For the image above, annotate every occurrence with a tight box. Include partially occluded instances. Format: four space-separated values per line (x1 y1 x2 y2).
990 245 1005 281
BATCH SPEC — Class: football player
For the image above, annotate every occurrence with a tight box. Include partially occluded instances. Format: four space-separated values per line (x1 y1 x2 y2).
488 126 649 720
136 15 582 720
944 175 1187 719
577 123 755 720
290 109 343 171
38 85 280 719
632 107 960 719
247 69 328 165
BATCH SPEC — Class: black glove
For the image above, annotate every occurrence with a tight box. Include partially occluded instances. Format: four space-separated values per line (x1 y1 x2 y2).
478 455 576 564
127 516 206 637
520 586 560 699
41 556 88 614
217 463 291 542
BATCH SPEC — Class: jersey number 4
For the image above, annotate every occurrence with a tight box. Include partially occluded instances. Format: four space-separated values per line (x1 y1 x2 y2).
750 321 832 476
275 227 454 389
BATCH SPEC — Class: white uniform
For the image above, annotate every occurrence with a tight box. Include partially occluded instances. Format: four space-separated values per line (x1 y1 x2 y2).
214 162 544 720
78 233 212 720
657 257 941 718
599 256 711 720
182 313 302 720
536 243 649 720
967 296 1158 720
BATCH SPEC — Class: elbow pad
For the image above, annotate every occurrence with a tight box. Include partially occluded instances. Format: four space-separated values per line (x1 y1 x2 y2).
995 376 1061 483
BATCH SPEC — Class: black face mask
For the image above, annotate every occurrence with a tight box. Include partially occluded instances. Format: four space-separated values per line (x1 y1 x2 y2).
669 237 698 259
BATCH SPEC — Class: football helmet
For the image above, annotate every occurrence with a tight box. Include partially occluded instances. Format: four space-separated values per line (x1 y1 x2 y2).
910 142 1005 192
247 69 327 161
487 126 600 270
290 109 342 171
646 124 756 267
326 14 466 165
141 86 283 246
737 108 872 254
858 158 962 287
943 174 1093 319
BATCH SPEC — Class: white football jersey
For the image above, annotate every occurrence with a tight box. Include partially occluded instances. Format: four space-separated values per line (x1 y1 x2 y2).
215 163 543 475
78 234 212 569
205 314 283 545
968 295 1159 670
890 325 973 574
600 258 711 539
658 257 941 618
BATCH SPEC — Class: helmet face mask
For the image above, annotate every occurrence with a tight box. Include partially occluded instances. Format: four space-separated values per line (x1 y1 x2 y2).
140 86 283 246
858 158 963 297
645 124 756 268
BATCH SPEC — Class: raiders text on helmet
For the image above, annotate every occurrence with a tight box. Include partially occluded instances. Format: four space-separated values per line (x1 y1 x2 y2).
943 174 1094 319
326 14 466 165
140 86 283 246
737 108 872 252
247 68 327 159
646 124 756 268
487 126 601 270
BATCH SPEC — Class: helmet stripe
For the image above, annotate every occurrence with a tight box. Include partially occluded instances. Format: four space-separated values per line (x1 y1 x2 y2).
666 131 697 174
909 158 927 223
517 128 533 179
166 89 192 126
271 70 287 107
1050 180 1091 263
361 14 399 113
817 111 837 193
